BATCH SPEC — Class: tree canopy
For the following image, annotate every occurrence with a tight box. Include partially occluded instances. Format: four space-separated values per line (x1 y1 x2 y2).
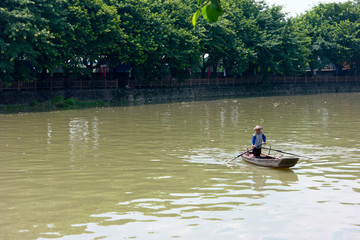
295 1 360 74
1 0 359 85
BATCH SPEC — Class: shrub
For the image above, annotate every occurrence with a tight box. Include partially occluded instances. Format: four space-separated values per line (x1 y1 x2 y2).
52 95 64 105
29 100 38 107
63 97 77 108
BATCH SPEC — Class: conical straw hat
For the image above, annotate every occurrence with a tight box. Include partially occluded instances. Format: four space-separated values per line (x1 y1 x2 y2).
253 125 263 131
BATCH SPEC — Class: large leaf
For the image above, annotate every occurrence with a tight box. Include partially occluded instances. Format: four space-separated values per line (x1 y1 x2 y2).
214 0 224 15
192 9 201 27
202 0 224 23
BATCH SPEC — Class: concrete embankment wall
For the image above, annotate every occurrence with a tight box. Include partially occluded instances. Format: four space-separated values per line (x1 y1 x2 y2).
1 81 360 106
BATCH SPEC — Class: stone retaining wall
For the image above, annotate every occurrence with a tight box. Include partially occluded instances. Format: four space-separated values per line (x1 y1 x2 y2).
1 81 359 106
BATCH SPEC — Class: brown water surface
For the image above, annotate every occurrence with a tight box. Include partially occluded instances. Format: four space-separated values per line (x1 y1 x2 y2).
1 93 360 240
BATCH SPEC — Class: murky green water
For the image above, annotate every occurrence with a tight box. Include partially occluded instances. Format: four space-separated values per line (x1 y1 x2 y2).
1 93 360 240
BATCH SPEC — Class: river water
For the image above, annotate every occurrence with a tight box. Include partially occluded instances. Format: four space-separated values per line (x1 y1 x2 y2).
1 93 360 240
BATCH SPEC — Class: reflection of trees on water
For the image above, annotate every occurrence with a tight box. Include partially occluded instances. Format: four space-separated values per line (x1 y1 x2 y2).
230 105 240 128
201 103 211 138
47 120 52 145
92 117 99 150
68 117 99 161
69 118 89 144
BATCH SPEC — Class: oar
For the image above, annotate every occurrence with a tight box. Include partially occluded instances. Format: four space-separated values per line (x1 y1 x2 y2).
226 150 250 164
262 147 310 159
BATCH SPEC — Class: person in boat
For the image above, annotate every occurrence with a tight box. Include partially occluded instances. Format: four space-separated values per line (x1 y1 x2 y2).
252 125 266 157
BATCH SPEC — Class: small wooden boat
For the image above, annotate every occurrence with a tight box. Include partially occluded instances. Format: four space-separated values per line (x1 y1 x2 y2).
241 152 299 168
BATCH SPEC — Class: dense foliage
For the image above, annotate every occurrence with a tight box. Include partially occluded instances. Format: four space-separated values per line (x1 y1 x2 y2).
1 0 359 84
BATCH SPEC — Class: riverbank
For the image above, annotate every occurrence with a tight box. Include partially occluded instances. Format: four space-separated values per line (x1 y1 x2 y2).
1 81 359 113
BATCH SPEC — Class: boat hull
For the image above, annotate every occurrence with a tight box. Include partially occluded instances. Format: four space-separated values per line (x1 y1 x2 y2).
241 153 299 168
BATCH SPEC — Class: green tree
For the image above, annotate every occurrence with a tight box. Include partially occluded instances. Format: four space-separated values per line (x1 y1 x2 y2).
66 0 126 75
112 0 200 83
244 2 309 77
297 1 360 75
219 0 310 78
0 0 68 83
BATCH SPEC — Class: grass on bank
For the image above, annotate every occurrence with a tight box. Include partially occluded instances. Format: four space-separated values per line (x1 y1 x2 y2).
0 95 117 113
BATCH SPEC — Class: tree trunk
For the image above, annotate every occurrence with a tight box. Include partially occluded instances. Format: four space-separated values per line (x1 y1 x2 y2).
212 63 218 78
201 67 206 78
41 68 47 82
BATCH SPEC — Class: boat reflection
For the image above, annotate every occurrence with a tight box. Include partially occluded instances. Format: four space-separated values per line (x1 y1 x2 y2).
230 161 299 191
